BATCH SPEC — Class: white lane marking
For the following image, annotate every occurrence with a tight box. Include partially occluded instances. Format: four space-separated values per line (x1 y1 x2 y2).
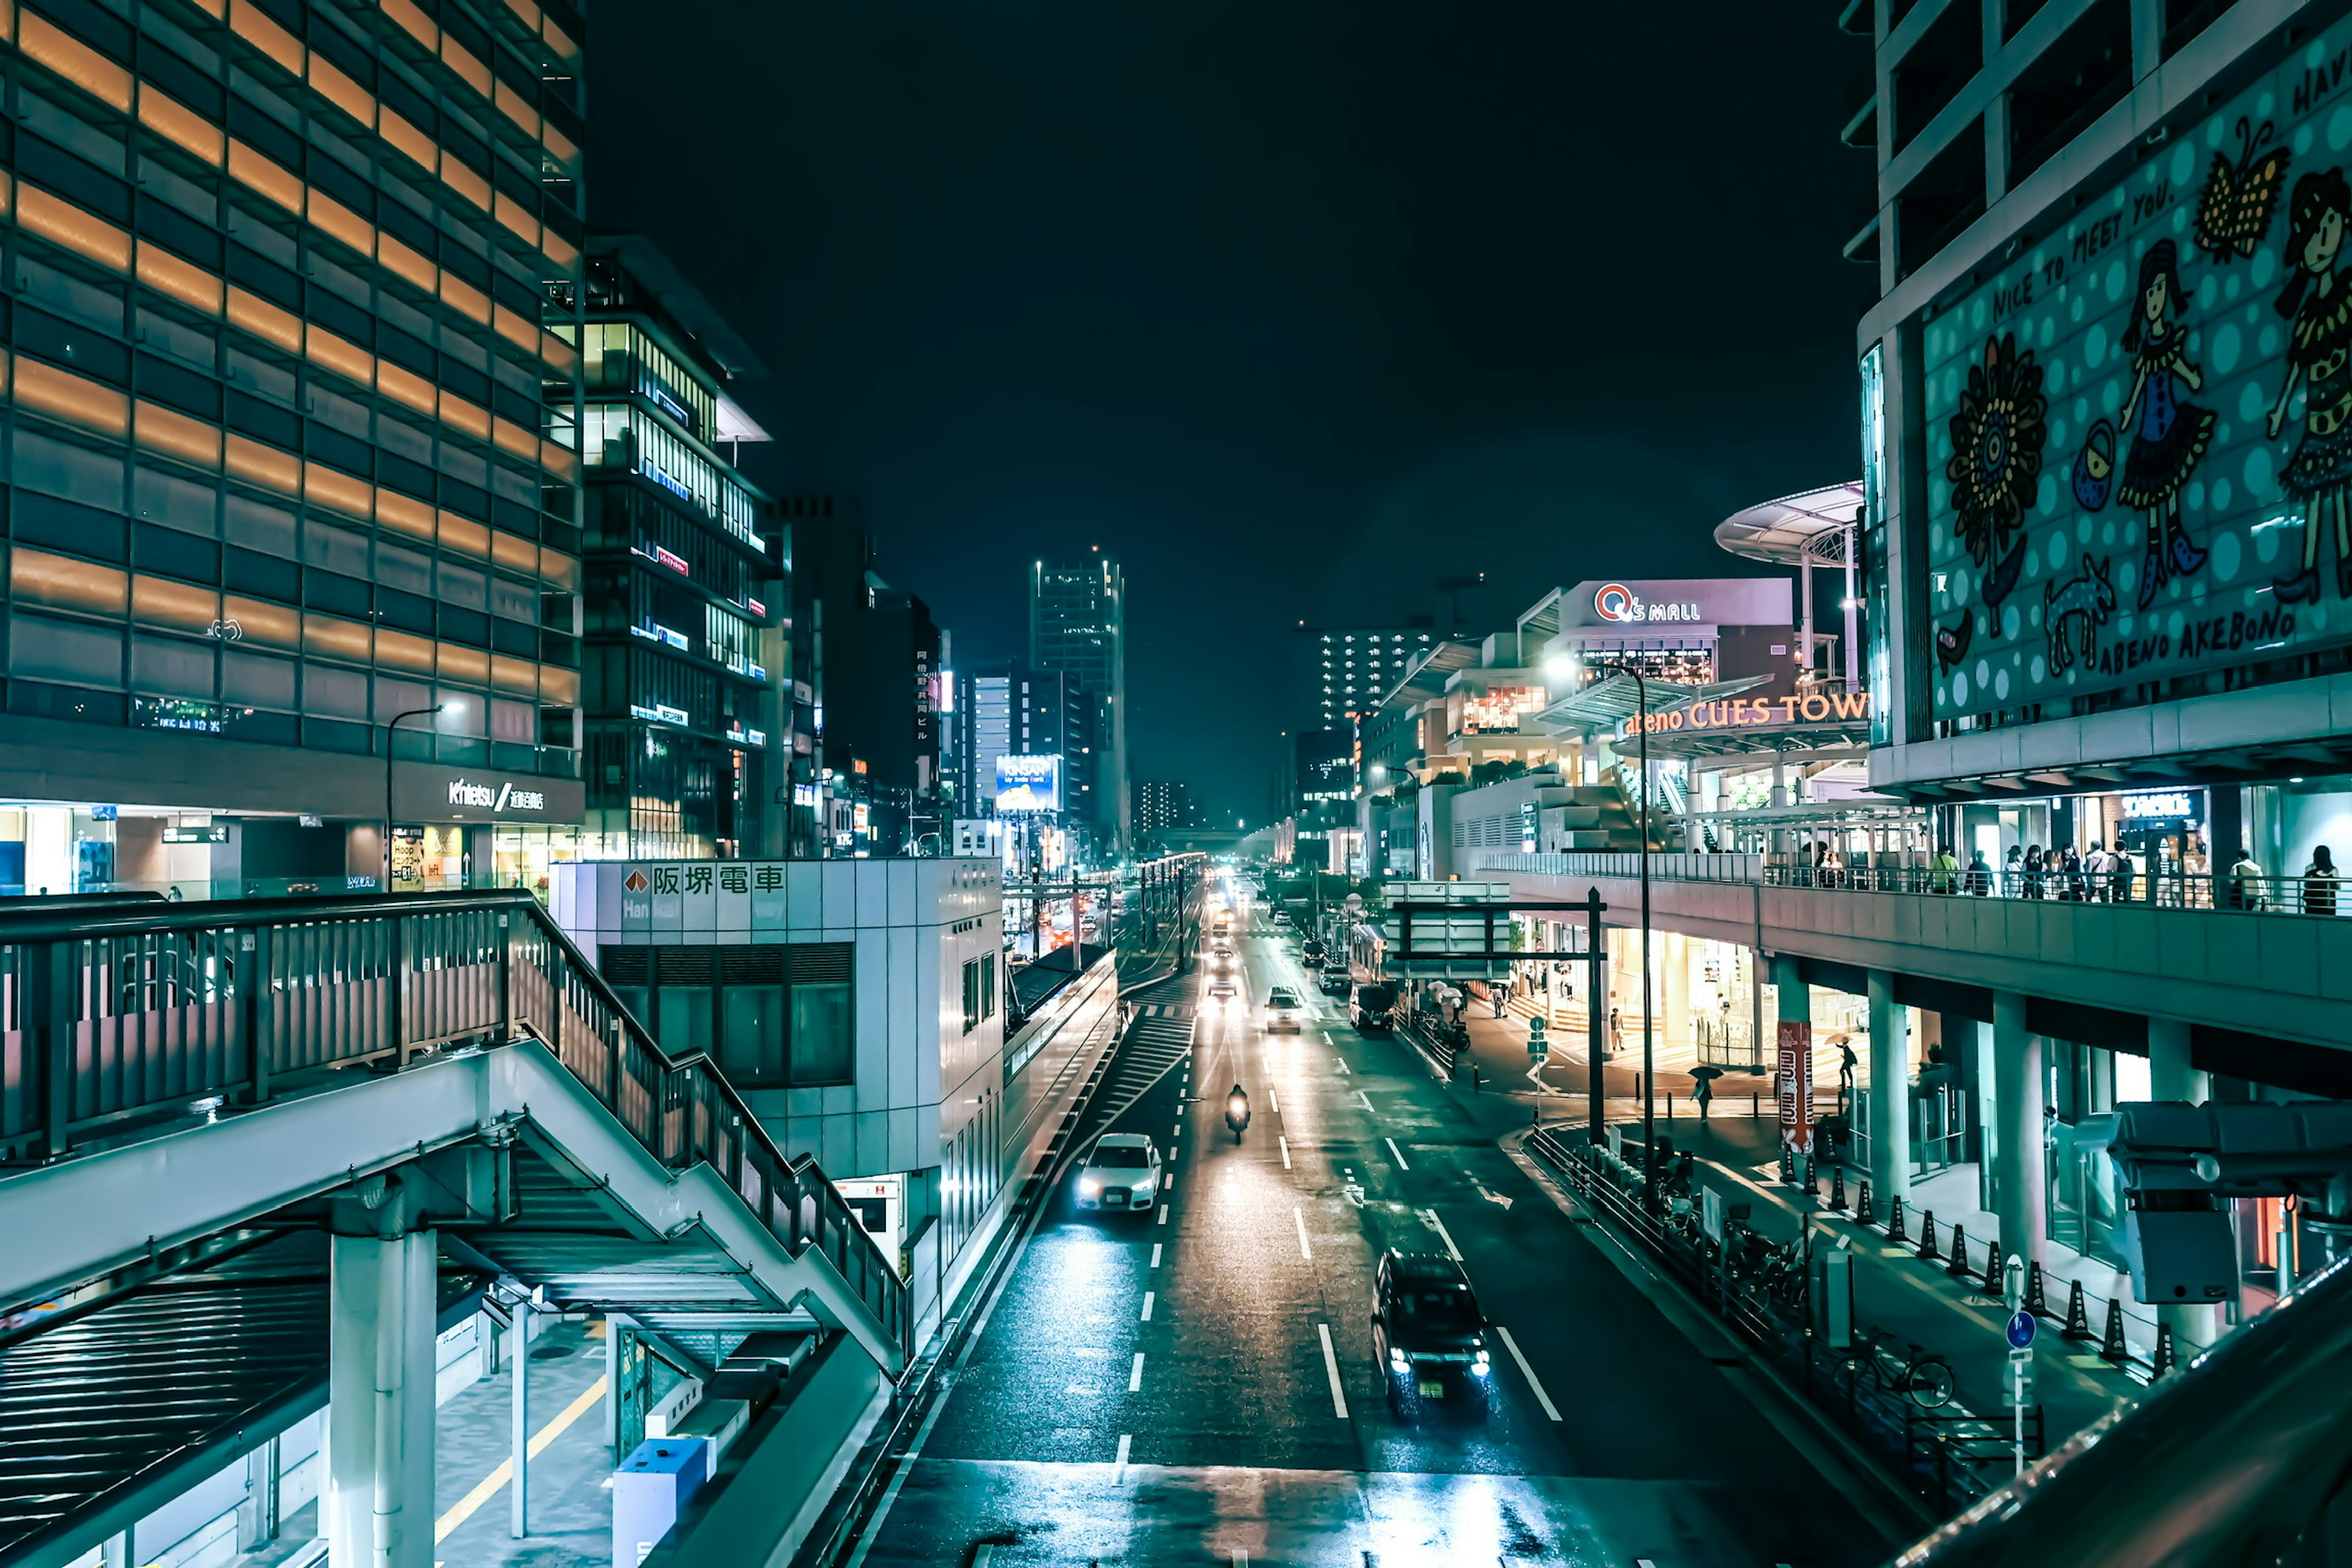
1129 1352 1145 1391
1233 1554 1250 1567
1269 1087 1280 1114
973 1319 986 1336
1164 1174 1175 1190
1317 1322 1350 1419
1141 1291 1155 1322
1355 1090 1376 1113
1496 1324 1562 1422
1422 1207 1462 1261
1158 1204 1169 1226
1293 1205 1313 1260
1174 1122 1182 1138
1321 1031 1332 1044
1150 1243 1163 1268
1385 1136 1412 1171
973 1548 993 1568
1115 1433 1132 1480
1333 1057 1351 1074
1279 1135 1292 1170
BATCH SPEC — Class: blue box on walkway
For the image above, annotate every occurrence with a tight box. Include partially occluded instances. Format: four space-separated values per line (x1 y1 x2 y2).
613 1437 710 1567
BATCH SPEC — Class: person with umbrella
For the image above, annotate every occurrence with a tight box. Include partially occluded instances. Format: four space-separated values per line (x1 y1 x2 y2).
1690 1061 1726 1120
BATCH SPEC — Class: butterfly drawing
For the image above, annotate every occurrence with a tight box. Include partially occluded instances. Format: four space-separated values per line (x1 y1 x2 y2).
1934 611 1974 670
2192 118 2291 263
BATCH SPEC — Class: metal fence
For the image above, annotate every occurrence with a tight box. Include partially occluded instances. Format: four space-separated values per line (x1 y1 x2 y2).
1472 851 2349 918
1526 1126 2038 1518
0 888 907 1355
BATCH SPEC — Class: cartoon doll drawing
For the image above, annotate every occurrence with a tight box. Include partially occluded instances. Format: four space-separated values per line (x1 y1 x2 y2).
2267 168 2352 604
2116 239 2217 609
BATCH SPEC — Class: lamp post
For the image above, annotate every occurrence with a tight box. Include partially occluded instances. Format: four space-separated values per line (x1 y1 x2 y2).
1574 657 1656 1202
383 704 445 894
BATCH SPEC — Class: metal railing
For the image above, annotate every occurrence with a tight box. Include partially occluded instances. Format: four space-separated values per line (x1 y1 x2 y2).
1527 1126 2037 1518
1472 851 2351 917
0 889 908 1355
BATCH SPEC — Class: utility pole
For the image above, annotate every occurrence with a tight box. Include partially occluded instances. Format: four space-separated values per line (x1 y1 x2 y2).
1585 888 1607 1145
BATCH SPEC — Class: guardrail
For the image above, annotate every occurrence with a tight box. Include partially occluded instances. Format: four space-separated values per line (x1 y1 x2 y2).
0 889 908 1356
1474 852 2351 917
1526 1126 2037 1518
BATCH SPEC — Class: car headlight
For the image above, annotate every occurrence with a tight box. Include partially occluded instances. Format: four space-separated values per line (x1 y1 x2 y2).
1388 1348 1408 1371
1473 1349 1491 1376
1080 1178 1100 1193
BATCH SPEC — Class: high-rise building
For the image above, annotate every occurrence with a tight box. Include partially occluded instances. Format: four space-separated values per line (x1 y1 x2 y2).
954 665 1012 813
1134 779 1199 837
1304 623 1442 727
0 0 592 899
573 236 778 861
1030 555 1126 853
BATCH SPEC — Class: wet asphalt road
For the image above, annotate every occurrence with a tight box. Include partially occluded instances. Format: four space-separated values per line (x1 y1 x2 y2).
857 903 1892 1568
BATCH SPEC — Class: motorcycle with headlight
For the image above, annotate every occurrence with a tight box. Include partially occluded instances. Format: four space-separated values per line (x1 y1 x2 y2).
1225 1085 1251 1141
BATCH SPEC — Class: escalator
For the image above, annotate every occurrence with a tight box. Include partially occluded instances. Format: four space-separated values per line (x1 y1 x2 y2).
0 889 910 1568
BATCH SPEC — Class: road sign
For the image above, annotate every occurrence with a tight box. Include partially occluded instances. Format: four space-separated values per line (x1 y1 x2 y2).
1527 1016 1548 1058
2005 1309 2037 1349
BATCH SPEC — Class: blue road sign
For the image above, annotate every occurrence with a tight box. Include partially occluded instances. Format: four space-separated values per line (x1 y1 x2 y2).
2006 1309 2037 1349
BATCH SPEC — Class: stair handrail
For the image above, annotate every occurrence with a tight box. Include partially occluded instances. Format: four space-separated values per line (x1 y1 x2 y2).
0 887 908 1359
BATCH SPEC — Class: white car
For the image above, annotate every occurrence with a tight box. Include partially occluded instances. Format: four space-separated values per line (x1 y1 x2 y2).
1265 986 1304 1031
1076 1134 1163 1214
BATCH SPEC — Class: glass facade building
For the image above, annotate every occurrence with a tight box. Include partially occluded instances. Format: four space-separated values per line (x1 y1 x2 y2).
564 236 780 861
0 0 592 895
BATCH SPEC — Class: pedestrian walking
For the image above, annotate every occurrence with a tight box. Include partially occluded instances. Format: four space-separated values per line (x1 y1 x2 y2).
2304 844 2339 916
2109 843 2138 903
2022 844 2047 899
2003 844 2024 897
2226 846 2264 910
2084 840 2112 902
1930 843 1960 894
1691 1063 1725 1120
1964 848 1992 895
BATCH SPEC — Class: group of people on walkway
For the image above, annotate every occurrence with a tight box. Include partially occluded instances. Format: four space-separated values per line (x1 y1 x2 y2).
1922 840 2340 913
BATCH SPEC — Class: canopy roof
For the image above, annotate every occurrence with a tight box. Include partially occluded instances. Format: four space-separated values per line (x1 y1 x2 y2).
1714 482 1866 566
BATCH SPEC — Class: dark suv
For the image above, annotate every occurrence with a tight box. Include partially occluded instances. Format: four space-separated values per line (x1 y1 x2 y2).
1372 1249 1492 1414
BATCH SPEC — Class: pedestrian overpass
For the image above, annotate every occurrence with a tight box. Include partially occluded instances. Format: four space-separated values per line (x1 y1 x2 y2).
0 889 907 1568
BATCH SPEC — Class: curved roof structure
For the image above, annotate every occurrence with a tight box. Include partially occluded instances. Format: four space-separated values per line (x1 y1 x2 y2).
1714 482 1867 566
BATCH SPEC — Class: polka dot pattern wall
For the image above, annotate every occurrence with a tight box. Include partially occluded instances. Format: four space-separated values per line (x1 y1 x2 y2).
1924 26 2352 720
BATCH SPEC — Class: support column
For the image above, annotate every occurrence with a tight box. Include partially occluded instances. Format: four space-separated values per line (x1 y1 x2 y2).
326 1229 437 1568
2147 1016 2218 1346
1868 971 1912 1201
1991 992 2046 1270
2148 1017 2207 1103
1772 954 1807 1144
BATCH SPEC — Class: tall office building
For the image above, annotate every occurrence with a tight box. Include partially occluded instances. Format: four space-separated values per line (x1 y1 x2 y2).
1304 623 1441 727
573 236 778 861
954 665 1012 812
1134 779 1199 838
0 0 591 898
1029 554 1125 854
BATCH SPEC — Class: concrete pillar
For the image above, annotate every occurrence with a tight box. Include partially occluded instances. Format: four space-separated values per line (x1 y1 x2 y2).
2148 1017 2207 1103
2146 1016 2219 1346
1868 971 1912 1200
1662 933 1691 1058
326 1230 437 1568
1990 992 2046 1270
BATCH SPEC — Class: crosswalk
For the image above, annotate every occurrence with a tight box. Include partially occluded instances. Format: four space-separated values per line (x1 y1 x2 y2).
1068 1008 1197 1153
1131 1003 1195 1020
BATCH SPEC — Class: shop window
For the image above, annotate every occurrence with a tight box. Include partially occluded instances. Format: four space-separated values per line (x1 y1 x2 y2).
719 946 785 1085
596 940 856 1087
791 943 854 1085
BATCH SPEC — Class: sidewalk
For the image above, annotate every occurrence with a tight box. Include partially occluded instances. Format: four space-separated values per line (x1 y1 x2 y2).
1589 1115 2148 1449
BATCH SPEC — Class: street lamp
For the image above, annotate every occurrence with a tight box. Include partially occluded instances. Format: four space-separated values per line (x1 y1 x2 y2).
383 704 445 894
1574 656 1657 1203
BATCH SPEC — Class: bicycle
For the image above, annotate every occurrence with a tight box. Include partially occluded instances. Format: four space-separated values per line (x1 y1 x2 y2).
1849 1327 1958 1409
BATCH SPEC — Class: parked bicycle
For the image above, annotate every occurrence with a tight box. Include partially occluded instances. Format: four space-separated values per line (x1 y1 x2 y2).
1848 1326 1958 1409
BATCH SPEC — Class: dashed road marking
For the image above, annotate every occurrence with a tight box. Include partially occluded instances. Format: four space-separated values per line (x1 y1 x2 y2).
1279 1134 1292 1170
1141 1291 1155 1322
1385 1137 1411 1171
1158 1204 1169 1226
1269 1087 1280 1114
1497 1324 1562 1422
1317 1322 1349 1419
1422 1207 1462 1261
1355 1090 1376 1114
1333 1057 1351 1074
1115 1433 1132 1480
1150 1243 1162 1268
1129 1352 1145 1391
1294 1205 1314 1260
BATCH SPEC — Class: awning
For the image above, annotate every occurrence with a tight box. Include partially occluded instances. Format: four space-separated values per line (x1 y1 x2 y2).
1714 482 1866 567
1534 674 1770 734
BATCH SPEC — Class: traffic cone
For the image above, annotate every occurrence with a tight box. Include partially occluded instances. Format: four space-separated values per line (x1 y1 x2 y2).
2152 1324 2178 1379
1917 1209 1941 1262
2062 1279 2094 1341
1947 1225 1973 1280
2099 1298 2128 1364
1855 1178 1875 1227
1779 1145 1795 1185
2025 1261 2049 1315
1804 1152 1820 1196
1828 1166 1848 1211
1887 1195 1906 1244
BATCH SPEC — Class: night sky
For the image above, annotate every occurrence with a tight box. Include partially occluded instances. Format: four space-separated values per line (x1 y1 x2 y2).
588 3 1877 824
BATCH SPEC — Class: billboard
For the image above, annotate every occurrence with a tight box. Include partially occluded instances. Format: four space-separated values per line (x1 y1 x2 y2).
1923 18 2352 720
994 754 1063 813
